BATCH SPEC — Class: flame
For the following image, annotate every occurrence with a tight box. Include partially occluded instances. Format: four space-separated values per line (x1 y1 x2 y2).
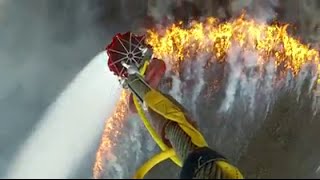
146 14 320 77
93 91 129 179
93 14 320 178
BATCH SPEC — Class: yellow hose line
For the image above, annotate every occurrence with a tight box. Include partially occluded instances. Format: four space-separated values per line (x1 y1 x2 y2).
139 61 149 75
132 89 245 179
133 95 182 166
131 61 182 179
133 61 242 179
133 95 167 150
144 89 208 148
133 149 176 179
216 161 244 179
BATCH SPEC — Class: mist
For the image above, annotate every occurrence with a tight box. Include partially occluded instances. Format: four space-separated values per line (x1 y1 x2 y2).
5 52 120 179
0 0 132 178
1 0 320 179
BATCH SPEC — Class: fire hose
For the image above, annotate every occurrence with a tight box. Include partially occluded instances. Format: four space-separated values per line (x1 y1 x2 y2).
106 32 244 179
129 70 243 179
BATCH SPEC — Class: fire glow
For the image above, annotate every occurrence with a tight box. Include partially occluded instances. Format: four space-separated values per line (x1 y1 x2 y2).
93 14 320 178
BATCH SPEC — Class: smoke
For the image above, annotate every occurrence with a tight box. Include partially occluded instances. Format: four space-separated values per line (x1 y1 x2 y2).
105 1 320 178
0 0 133 178
146 0 175 22
219 45 277 116
1 0 320 179
168 75 183 104
151 0 320 170
189 55 207 118
219 46 243 113
101 115 157 179
230 0 279 22
5 52 120 179
0 0 6 15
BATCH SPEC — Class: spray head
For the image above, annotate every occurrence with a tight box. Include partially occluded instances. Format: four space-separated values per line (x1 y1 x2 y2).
121 61 139 75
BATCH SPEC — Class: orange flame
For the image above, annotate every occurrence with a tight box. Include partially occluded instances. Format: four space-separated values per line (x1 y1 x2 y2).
146 15 320 76
93 91 129 179
93 14 320 178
